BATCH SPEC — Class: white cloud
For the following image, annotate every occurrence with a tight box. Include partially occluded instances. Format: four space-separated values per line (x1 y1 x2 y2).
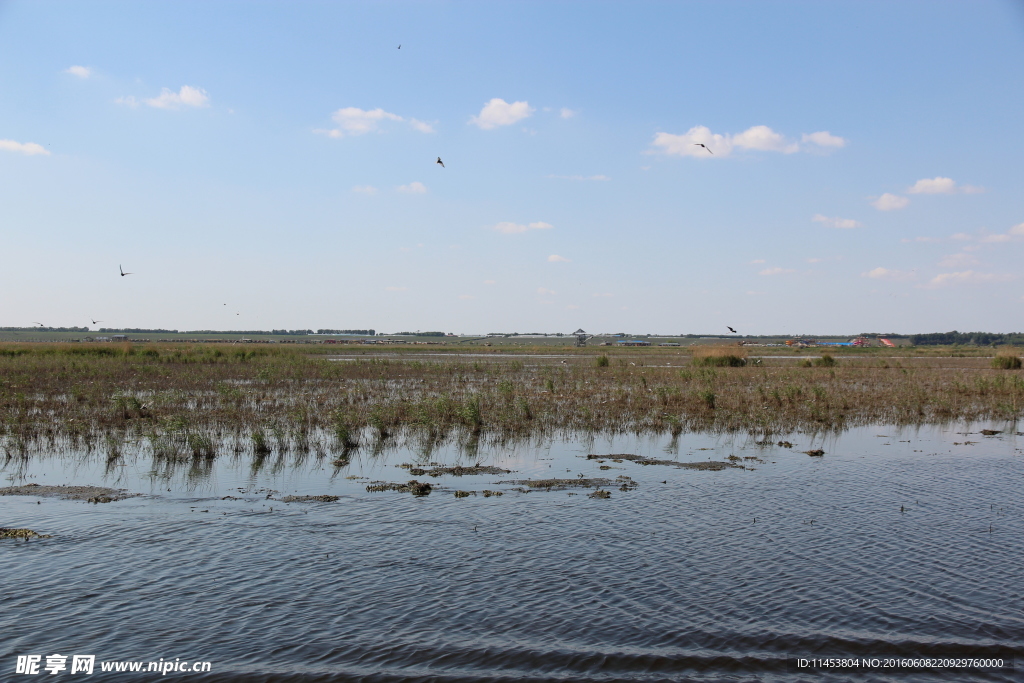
927 270 1012 287
749 259 766 264
759 267 794 276
547 254 570 262
470 98 534 129
732 125 798 153
951 232 972 241
144 85 209 109
559 108 577 119
870 193 909 211
385 286 408 291
1010 223 1024 236
0 139 49 156
491 221 553 234
906 177 985 195
862 267 913 280
802 131 846 148
408 118 435 133
115 95 139 108
352 185 378 194
812 213 861 229
397 181 427 194
649 124 812 158
938 253 979 268
536 287 556 296
807 257 822 263
65 65 91 78
547 174 610 181
323 107 402 136
908 177 956 194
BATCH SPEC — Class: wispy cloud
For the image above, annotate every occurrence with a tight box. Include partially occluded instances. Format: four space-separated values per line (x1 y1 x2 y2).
801 131 846 148
316 107 430 137
536 287 556 296
862 267 914 280
470 98 534 129
397 181 427 194
559 108 577 119
492 221 553 234
759 267 794 276
0 139 49 156
144 85 209 109
547 254 570 262
65 65 91 79
870 193 909 211
926 270 1013 288
352 185 378 194
812 213 861 229
938 252 979 268
650 124 841 158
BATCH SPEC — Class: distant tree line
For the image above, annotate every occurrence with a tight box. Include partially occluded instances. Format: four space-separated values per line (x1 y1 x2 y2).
907 331 1024 346
317 329 375 335
391 331 446 337
98 328 178 333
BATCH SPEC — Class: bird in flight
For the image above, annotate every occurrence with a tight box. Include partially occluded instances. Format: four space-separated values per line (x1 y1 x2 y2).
119 265 133 277
694 143 713 154
397 44 401 49
91 319 102 325
436 157 444 168
32 322 44 327
727 326 737 334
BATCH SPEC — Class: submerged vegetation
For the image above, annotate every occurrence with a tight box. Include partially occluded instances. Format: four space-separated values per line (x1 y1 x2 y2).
0 342 1021 462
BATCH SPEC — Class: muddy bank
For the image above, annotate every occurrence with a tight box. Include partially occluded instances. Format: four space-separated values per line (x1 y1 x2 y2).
1 527 51 539
278 495 340 503
400 463 512 477
587 454 743 471
0 484 139 503
365 480 433 495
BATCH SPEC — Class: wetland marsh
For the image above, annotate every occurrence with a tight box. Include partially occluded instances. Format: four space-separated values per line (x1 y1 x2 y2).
2 343 1023 681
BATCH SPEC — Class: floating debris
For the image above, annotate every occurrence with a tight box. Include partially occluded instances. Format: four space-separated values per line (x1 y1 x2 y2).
589 490 611 499
777 441 794 448
980 429 1001 436
279 495 340 503
509 477 615 490
804 449 825 457
587 454 742 471
481 490 504 497
453 490 474 498
1 527 51 540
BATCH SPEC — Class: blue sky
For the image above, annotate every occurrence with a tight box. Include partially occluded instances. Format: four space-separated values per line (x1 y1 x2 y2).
2 0 1023 334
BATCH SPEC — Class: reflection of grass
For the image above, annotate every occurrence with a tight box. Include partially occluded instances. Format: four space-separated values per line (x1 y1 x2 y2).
1 342 1022 460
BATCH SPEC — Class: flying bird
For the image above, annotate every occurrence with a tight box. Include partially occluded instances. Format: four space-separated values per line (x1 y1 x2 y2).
694 143 713 154
91 319 102 325
727 326 737 334
436 157 444 168
32 322 44 327
119 265 133 277
397 44 401 49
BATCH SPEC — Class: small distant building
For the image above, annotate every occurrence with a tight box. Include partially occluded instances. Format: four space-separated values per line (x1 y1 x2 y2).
617 340 651 347
111 335 128 341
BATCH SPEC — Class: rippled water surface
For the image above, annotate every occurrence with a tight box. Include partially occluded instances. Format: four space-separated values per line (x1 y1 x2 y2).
3 425 1023 681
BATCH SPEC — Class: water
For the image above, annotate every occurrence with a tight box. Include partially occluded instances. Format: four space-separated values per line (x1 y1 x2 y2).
3 425 1022 681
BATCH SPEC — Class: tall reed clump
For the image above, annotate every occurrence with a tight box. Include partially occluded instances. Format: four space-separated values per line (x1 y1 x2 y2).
595 355 610 367
992 348 1022 370
814 354 837 367
691 345 747 367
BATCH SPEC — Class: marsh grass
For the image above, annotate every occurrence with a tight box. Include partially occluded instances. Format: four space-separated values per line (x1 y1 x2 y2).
0 342 1021 462
691 346 747 367
992 347 1022 370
